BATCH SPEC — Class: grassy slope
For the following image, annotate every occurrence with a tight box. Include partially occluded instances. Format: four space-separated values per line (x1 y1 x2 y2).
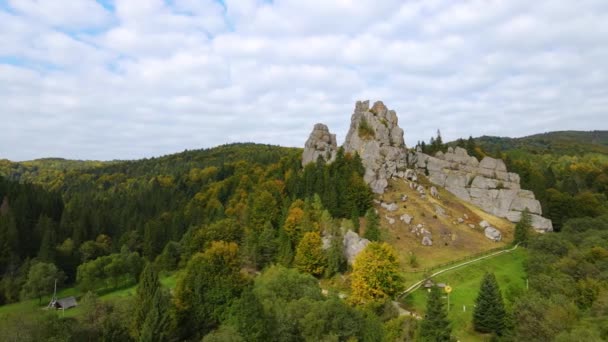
403 248 528 342
376 177 515 272
0 274 178 319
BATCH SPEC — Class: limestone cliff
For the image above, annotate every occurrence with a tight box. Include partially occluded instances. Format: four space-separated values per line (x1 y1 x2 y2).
342 100 407 194
300 99 552 232
302 123 338 166
409 147 553 232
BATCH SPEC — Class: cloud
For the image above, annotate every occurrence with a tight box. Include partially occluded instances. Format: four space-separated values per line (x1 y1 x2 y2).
0 0 607 161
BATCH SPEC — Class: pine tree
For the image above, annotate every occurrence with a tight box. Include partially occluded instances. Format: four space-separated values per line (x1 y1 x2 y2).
325 233 346 277
131 263 161 340
473 273 506 335
364 208 380 241
419 286 452 341
139 289 170 342
514 208 532 245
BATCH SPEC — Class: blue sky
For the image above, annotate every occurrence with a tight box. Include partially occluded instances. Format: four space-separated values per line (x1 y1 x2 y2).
1 0 607 161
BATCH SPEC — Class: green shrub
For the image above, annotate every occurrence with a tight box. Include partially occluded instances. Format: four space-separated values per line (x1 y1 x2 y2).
358 118 375 140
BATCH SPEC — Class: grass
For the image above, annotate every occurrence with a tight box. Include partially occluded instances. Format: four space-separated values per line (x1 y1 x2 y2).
378 177 515 272
0 273 179 319
403 248 528 342
358 117 375 140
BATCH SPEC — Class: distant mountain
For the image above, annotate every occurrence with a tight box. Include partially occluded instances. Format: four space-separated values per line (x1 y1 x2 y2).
473 130 608 156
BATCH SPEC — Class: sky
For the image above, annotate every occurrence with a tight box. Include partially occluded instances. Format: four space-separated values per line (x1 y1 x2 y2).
1 0 607 161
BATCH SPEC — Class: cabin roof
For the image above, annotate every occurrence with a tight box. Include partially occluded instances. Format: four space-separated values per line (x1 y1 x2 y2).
55 296 78 309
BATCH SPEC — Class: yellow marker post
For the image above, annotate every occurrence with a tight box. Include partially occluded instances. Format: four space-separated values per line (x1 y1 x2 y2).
444 285 452 312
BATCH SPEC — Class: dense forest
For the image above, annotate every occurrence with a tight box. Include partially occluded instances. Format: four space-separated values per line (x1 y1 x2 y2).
1 134 607 341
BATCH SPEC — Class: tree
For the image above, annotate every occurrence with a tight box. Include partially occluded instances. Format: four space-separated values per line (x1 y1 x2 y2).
227 288 274 342
294 231 327 276
419 286 451 341
131 263 161 339
20 261 65 304
325 233 346 277
364 208 381 241
36 215 57 263
140 289 171 342
0 212 18 274
473 273 506 335
173 241 246 339
350 242 404 304
514 208 533 245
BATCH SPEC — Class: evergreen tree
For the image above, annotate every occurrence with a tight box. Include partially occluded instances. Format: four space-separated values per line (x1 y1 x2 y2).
276 228 294 267
37 215 57 263
473 273 506 335
131 263 161 340
514 208 532 245
364 208 381 241
325 232 346 277
139 289 171 342
419 285 451 341
0 213 19 273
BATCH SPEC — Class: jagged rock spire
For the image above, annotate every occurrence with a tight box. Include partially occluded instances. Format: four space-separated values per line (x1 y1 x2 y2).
302 123 338 166
342 100 407 194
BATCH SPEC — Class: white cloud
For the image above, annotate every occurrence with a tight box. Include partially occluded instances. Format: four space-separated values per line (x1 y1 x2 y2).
0 0 607 160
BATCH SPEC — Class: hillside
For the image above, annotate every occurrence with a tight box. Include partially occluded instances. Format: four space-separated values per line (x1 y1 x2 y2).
375 177 514 271
474 130 608 156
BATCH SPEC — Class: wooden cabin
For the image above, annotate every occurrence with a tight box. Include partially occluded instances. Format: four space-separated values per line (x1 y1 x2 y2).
50 296 78 310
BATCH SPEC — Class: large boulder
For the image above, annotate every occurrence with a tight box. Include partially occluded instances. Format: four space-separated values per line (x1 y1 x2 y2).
343 100 407 194
302 123 338 166
343 230 370 265
484 227 502 242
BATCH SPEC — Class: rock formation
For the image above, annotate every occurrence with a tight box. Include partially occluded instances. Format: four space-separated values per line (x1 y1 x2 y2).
410 147 553 232
302 123 338 166
343 230 370 265
342 100 407 194
301 99 553 233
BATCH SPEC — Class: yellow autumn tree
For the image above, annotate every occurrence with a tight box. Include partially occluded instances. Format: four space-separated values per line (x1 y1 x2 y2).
350 242 404 305
294 231 327 277
284 206 305 241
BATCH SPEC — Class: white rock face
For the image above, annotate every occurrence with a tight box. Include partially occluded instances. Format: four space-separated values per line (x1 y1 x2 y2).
343 230 370 265
302 123 338 166
479 220 490 228
343 100 407 194
412 147 553 232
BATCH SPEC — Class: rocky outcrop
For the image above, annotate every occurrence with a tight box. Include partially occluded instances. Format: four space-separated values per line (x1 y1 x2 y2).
343 100 407 194
411 147 553 232
484 227 502 242
302 123 338 166
301 100 553 234
343 230 370 265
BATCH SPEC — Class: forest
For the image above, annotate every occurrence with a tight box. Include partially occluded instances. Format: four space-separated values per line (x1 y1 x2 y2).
0 134 607 341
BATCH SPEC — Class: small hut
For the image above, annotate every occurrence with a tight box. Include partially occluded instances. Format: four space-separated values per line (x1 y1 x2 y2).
50 296 78 311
